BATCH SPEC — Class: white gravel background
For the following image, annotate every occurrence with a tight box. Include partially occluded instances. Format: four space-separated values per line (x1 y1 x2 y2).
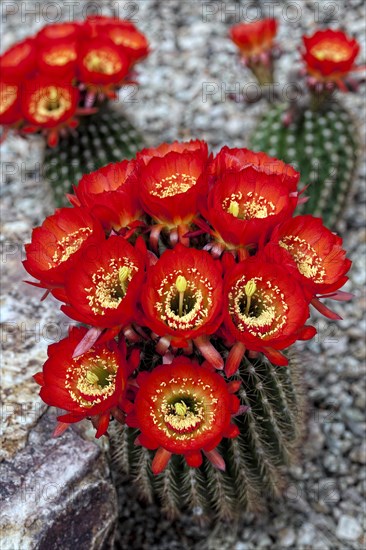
1 1 365 549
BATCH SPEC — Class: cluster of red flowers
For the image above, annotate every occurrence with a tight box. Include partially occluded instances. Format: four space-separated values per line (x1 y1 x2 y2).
0 16 148 146
230 20 363 91
25 141 351 474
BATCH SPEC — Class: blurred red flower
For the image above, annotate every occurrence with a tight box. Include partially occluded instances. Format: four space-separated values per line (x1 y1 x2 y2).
230 18 277 58
302 29 360 82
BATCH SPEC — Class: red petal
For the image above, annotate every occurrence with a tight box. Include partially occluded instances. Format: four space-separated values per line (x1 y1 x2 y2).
204 448 226 471
225 341 246 377
33 372 44 386
194 336 224 370
152 447 172 475
297 325 317 340
73 327 103 358
323 290 353 302
52 422 70 438
223 423 240 439
185 451 203 468
311 297 342 320
95 412 110 438
227 380 241 394
263 347 289 366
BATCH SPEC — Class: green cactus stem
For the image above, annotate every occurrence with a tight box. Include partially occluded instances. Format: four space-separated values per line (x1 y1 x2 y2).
43 104 144 207
250 101 358 228
109 351 302 522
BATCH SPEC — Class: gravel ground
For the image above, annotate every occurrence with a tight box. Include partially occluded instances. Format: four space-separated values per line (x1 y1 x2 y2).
1 1 365 549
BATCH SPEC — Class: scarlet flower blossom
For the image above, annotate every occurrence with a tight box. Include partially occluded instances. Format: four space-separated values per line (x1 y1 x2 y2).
107 26 149 64
37 41 78 80
302 29 360 83
203 165 298 251
21 77 79 146
126 359 241 474
23 206 105 289
209 146 300 189
36 22 81 45
141 244 224 368
230 19 277 58
62 235 145 328
0 38 36 80
85 16 149 64
70 160 142 232
137 140 209 244
78 38 130 88
0 80 21 126
224 256 315 369
34 326 132 438
137 139 206 164
266 215 351 295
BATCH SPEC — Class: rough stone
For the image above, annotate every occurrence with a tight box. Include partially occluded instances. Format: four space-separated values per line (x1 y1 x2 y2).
336 515 363 542
0 412 118 550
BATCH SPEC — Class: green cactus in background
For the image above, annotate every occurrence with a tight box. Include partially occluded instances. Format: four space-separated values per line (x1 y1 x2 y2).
43 104 144 207
109 351 302 521
250 100 358 228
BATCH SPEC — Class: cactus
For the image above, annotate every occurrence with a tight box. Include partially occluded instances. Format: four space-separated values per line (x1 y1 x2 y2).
43 104 144 207
250 100 358 228
109 350 302 522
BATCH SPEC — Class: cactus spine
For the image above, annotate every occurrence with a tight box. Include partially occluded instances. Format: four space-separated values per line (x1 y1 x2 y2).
109 352 302 521
43 105 144 207
250 101 358 228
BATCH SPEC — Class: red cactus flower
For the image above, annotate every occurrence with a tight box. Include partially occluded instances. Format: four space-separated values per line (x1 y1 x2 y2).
62 235 145 329
210 146 300 189
0 80 21 125
138 139 206 164
125 358 241 474
230 19 277 58
78 38 130 87
21 77 79 128
141 244 224 368
74 160 138 205
34 326 131 438
302 29 360 84
265 215 351 295
36 22 81 45
137 141 209 243
96 19 149 64
82 15 126 38
23 207 105 289
0 38 37 80
71 160 142 232
37 41 78 80
224 256 315 370
204 165 298 251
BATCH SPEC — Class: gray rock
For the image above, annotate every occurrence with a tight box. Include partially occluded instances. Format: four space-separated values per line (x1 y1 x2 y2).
0 412 117 550
278 527 296 547
336 515 363 542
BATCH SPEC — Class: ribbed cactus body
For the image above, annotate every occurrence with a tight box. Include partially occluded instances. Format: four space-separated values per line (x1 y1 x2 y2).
43 105 144 207
250 101 358 227
110 352 302 521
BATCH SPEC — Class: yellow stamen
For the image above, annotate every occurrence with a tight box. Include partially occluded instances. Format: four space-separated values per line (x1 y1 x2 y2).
228 200 240 217
244 279 257 316
49 86 58 102
86 371 99 385
176 275 187 317
119 266 131 294
174 401 188 416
